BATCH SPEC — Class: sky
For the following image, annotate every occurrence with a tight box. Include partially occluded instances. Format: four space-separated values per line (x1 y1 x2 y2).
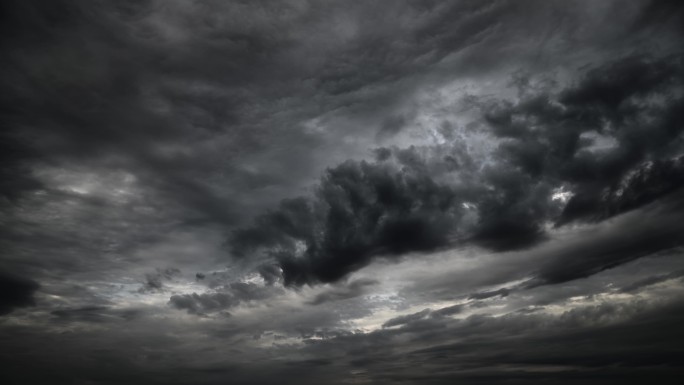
1 0 684 384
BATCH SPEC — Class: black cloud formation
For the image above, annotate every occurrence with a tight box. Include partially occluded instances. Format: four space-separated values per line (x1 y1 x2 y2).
232 53 684 286
484 54 684 224
231 160 464 285
0 271 39 315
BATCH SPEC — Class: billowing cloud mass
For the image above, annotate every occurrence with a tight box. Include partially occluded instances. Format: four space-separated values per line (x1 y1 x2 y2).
1 1 684 384
232 53 684 285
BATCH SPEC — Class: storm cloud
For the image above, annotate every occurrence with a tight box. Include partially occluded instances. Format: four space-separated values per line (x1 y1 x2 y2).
231 52 684 285
1 1 684 384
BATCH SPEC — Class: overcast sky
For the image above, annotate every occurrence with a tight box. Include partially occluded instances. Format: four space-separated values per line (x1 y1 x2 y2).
2 1 684 384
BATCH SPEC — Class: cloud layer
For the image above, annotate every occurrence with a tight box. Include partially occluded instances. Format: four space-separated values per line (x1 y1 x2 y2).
1 1 684 384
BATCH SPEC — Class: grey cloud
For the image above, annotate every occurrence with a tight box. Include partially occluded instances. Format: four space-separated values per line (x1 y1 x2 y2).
169 282 283 315
168 292 237 315
383 308 432 328
299 296 684 385
529 192 684 287
620 269 684 293
308 278 378 305
383 303 467 328
50 306 142 324
400 199 684 306
432 303 466 317
139 267 181 293
377 115 408 140
469 287 510 300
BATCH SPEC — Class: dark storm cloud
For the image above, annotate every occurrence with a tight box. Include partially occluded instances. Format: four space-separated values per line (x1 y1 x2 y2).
231 51 684 286
231 157 469 285
0 271 39 315
483 53 684 223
